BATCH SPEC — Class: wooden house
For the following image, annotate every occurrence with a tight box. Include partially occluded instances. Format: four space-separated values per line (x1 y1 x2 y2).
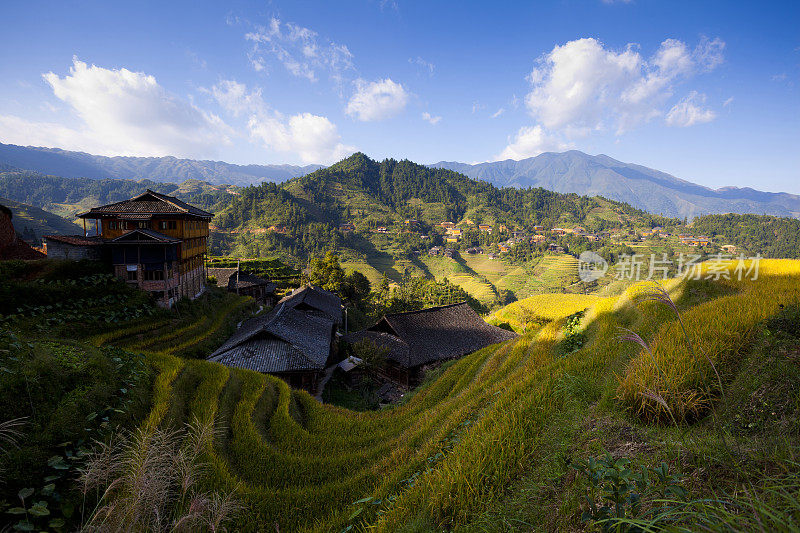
343 303 517 387
208 285 341 393
277 285 343 326
44 190 212 307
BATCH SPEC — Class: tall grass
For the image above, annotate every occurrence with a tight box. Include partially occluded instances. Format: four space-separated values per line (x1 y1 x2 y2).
618 260 800 423
79 418 240 532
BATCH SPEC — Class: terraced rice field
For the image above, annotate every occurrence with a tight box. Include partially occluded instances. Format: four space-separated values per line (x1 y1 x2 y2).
488 293 608 333
446 272 497 303
494 254 580 299
94 259 800 531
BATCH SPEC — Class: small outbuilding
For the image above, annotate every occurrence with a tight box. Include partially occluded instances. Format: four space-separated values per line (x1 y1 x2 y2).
208 267 277 305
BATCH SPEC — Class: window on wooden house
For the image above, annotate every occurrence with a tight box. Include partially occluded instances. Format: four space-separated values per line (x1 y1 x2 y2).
144 270 165 281
126 270 137 281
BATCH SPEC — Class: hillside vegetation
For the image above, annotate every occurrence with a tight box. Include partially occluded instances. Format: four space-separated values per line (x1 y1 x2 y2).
692 212 800 258
0 261 255 531
12 259 790 532
0 170 233 223
0 197 81 242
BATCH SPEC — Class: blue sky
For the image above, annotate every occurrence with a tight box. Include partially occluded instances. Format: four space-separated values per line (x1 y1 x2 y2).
0 0 798 192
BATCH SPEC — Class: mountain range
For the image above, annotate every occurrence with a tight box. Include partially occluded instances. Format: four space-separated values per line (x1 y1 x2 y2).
431 151 800 220
1 142 798 220
0 143 323 187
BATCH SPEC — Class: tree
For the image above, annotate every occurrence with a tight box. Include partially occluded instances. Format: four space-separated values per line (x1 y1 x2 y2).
378 272 390 300
307 252 346 293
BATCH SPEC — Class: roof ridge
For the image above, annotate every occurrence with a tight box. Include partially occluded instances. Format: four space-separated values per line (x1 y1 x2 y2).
384 301 469 318
143 189 189 213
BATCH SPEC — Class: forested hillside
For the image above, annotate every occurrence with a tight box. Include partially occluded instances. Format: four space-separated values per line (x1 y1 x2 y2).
0 170 234 222
692 213 800 258
213 153 675 259
0 198 81 242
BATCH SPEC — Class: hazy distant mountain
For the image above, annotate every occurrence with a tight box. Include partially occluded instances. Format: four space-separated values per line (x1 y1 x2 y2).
0 143 323 186
432 151 800 220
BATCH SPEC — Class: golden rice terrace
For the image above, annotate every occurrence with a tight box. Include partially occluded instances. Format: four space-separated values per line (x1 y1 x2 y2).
86 259 800 531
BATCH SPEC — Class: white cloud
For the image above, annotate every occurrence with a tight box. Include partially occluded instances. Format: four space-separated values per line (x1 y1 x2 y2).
345 78 409 121
723 96 734 108
601 0 633 4
491 107 505 118
497 125 570 160
409 56 435 76
245 17 354 86
248 113 353 164
665 91 716 127
0 58 231 158
211 80 353 164
209 79 265 117
524 36 725 135
0 114 107 153
421 112 441 125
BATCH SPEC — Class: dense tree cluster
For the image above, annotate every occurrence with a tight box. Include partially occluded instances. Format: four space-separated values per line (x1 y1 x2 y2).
692 213 800 258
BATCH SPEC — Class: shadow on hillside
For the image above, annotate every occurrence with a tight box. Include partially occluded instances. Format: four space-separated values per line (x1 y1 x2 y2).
346 233 405 282
452 254 500 299
410 256 433 279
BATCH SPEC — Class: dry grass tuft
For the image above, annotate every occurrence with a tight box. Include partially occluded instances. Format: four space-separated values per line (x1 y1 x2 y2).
80 418 241 532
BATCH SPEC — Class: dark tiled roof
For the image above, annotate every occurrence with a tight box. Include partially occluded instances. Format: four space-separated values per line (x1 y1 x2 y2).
208 267 275 292
208 267 238 288
43 235 106 246
111 229 181 244
342 330 411 365
79 189 213 219
278 285 342 325
208 304 335 373
211 337 319 373
345 302 517 368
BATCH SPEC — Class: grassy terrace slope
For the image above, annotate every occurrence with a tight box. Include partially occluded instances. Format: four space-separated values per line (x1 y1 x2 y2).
88 259 800 531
